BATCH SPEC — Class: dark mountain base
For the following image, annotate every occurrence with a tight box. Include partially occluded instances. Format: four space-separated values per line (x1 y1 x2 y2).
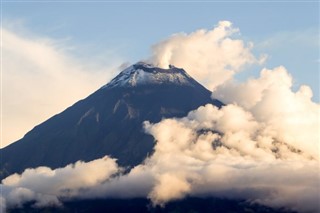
8 197 297 213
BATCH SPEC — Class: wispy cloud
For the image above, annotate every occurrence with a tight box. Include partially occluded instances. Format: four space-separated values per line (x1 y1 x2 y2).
256 28 319 50
1 27 122 147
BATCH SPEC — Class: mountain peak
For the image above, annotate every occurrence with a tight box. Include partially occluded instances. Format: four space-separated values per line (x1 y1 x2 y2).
102 62 195 89
1 60 223 180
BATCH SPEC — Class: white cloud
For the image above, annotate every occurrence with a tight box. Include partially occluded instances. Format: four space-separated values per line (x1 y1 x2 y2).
1 28 121 147
150 21 266 90
1 156 120 211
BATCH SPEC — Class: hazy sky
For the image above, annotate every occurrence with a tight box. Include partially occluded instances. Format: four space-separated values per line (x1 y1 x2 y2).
1 1 319 147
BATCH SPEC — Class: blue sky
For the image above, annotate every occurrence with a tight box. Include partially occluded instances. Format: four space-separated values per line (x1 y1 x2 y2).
3 1 319 99
1 1 319 147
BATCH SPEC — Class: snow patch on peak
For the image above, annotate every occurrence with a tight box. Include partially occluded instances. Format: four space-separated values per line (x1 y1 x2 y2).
102 62 195 89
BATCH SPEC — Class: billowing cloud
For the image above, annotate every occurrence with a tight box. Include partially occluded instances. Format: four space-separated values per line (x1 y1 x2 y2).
212 66 320 159
141 103 319 212
2 28 120 147
150 21 266 90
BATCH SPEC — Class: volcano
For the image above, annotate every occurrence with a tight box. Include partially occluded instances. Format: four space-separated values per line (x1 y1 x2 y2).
0 62 223 179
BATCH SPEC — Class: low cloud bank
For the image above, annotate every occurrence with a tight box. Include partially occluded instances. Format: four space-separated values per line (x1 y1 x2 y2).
1 102 319 213
1 157 120 211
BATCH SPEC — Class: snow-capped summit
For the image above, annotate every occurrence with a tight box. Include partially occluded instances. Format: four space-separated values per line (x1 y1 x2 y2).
103 62 196 89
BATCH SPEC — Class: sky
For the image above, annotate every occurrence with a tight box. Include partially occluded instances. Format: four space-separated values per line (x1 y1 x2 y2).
1 1 319 147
